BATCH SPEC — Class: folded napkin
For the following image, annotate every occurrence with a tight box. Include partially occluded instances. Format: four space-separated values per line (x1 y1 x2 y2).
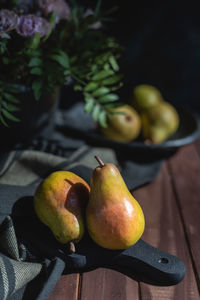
0 128 162 299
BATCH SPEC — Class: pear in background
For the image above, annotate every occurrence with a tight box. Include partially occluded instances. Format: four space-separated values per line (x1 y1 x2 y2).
86 156 145 250
34 171 90 252
131 84 163 112
100 104 141 143
141 101 180 144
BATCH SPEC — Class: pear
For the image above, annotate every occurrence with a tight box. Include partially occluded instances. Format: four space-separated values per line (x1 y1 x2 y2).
34 171 90 252
131 84 163 112
100 104 141 143
86 156 145 250
141 101 180 144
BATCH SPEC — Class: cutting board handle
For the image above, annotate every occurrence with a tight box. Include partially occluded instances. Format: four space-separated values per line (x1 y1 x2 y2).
112 239 186 286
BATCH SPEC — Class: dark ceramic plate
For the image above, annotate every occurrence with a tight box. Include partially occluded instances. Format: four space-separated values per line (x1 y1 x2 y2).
58 103 200 157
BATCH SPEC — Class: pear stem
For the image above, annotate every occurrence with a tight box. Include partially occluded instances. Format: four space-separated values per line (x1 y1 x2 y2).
69 241 76 253
95 156 105 168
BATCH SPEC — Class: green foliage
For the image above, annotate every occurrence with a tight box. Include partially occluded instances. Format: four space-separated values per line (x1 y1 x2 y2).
69 35 123 127
32 80 43 100
0 83 21 126
0 1 124 127
0 39 8 54
28 58 42 67
49 51 70 69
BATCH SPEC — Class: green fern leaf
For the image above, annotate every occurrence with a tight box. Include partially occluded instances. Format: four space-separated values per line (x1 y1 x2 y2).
2 109 20 122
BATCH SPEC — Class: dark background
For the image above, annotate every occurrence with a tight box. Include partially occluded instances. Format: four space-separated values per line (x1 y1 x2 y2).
79 0 200 114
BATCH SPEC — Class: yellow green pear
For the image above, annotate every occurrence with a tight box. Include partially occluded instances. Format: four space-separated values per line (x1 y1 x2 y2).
141 101 180 144
131 84 163 111
100 104 141 143
34 171 90 251
86 156 145 250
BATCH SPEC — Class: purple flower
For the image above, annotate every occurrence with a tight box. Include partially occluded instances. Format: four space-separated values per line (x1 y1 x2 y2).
0 9 18 33
16 14 50 37
36 0 71 21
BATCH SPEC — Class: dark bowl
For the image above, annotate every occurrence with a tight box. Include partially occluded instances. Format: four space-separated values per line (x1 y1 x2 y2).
58 103 200 160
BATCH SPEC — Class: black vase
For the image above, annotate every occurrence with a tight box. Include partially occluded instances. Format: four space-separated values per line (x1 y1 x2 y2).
0 86 60 151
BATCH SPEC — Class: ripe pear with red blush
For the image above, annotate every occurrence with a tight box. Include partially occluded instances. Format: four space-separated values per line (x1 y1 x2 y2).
86 156 145 250
34 171 90 252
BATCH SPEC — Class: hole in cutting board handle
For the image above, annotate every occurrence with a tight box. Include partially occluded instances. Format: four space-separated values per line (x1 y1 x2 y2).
158 257 169 264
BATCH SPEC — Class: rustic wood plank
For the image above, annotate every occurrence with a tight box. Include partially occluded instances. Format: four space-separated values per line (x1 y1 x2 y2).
46 144 200 300
80 267 139 300
194 138 200 158
46 274 80 300
168 144 200 286
133 162 199 300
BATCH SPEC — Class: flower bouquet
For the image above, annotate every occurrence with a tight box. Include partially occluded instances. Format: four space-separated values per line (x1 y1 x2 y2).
0 0 123 129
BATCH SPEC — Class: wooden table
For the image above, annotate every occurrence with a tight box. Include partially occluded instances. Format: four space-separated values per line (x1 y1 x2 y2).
47 139 200 300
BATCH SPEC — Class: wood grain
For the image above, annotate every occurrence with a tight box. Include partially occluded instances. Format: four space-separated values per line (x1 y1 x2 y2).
45 142 200 300
80 268 139 300
168 144 200 288
133 162 199 300
46 274 80 300
194 138 200 158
